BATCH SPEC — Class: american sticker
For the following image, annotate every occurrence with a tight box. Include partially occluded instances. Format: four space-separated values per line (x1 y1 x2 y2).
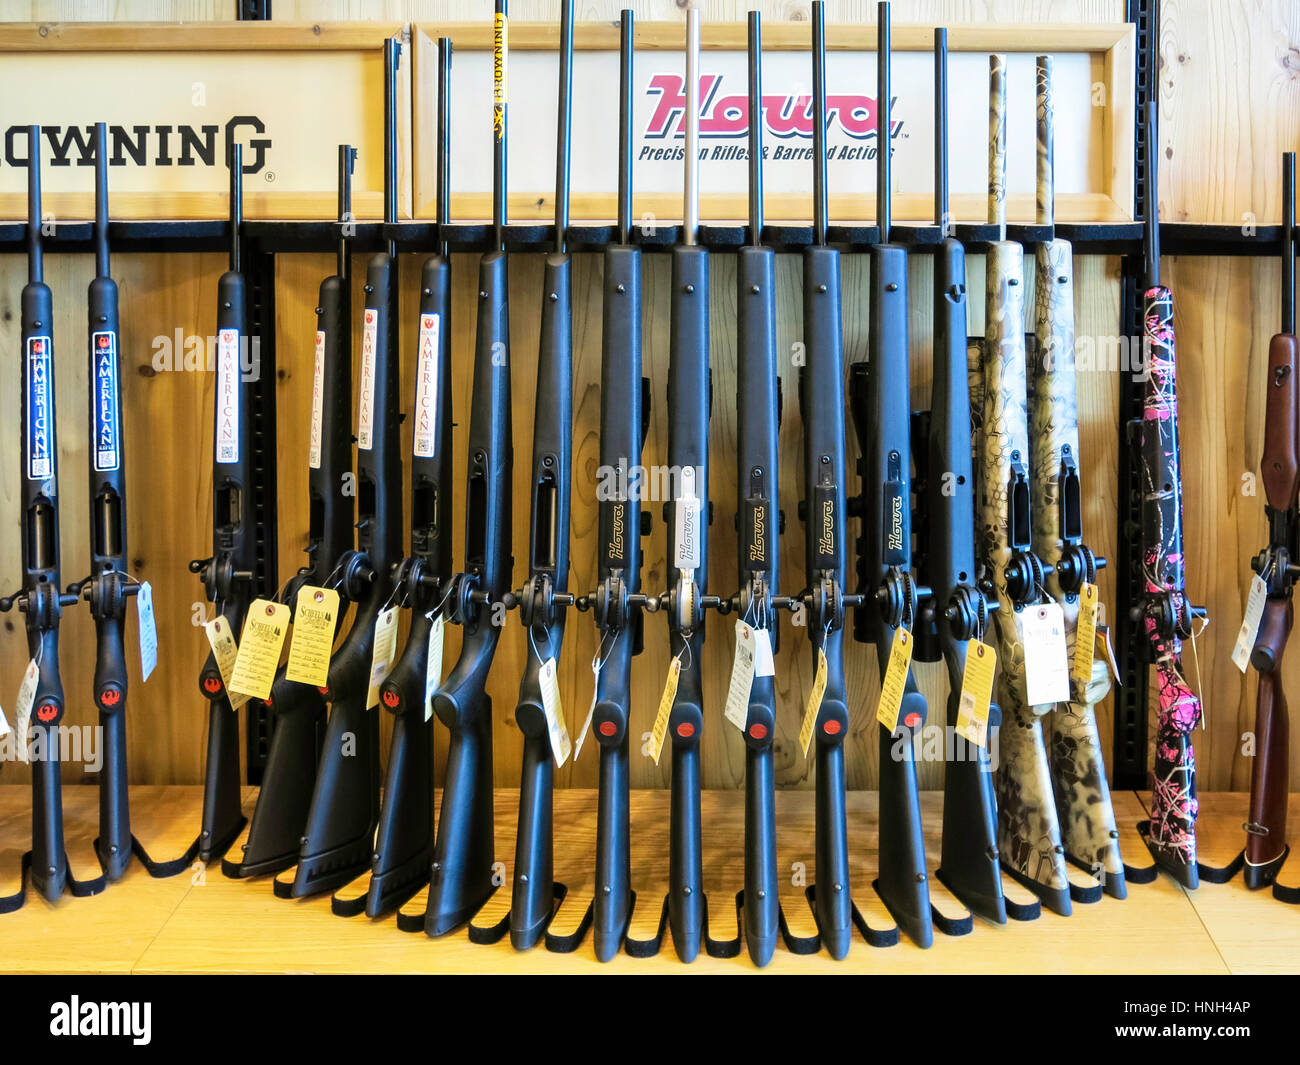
309 329 326 469
358 308 377 450
215 328 240 464
92 330 120 472
26 336 54 481
413 313 440 458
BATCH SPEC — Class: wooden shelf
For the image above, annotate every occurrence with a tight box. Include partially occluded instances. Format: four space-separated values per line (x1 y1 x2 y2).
0 786 1294 974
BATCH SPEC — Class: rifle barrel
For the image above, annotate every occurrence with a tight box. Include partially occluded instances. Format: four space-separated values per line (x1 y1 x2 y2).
438 37 453 258
684 4 700 247
747 11 763 245
877 1 891 244
386 36 400 254
28 126 42 284
617 9 633 245
1144 99 1160 287
556 1 573 252
988 54 1006 237
229 143 242 274
338 144 356 281
95 122 110 279
1283 152 1295 336
934 29 948 230
812 1 828 246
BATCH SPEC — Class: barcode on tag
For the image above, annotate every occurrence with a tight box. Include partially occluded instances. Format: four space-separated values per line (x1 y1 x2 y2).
723 622 758 731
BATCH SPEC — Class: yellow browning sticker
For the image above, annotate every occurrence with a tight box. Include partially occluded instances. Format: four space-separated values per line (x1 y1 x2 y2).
875 628 914 732
285 586 339 687
955 639 997 748
230 599 291 701
649 657 681 764
493 13 508 137
798 648 828 757
1071 581 1099 689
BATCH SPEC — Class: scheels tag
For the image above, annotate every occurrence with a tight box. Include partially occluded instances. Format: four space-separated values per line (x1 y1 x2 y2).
752 627 775 678
875 628 915 733
538 657 572 767
13 659 39 763
649 657 681 765
723 621 759 732
284 586 339 688
230 599 291 702
1232 575 1269 674
366 607 400 709
956 639 998 749
205 617 248 710
573 657 601 761
1019 602 1071 706
1071 582 1100 691
799 648 828 757
423 613 445 721
136 580 159 683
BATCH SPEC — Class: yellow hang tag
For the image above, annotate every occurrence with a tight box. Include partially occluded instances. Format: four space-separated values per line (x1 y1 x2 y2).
538 657 571 766
799 647 828 757
956 639 998 748
285 586 339 687
205 616 248 710
423 613 445 721
875 628 914 733
1071 582 1099 689
230 599 291 701
366 607 400 709
649 657 681 765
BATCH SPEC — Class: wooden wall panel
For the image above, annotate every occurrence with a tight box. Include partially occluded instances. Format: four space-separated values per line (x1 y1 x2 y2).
0 0 1297 800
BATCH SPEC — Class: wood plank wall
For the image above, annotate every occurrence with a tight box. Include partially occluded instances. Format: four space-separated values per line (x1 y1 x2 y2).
0 1 1297 798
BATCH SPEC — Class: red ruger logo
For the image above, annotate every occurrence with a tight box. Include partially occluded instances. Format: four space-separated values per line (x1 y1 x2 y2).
644 73 891 142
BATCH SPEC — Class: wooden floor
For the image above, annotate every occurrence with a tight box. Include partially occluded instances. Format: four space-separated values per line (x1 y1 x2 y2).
0 785 1296 974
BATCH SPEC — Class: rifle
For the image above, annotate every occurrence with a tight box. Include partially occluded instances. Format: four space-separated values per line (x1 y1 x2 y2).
721 9 783 967
0 126 95 910
188 141 257 865
849 1 933 948
571 7 650 963
1243 153 1295 895
498 1 575 951
223 144 359 881
1028 56 1125 899
284 38 403 899
59 124 190 884
1132 99 1206 887
358 37 455 919
977 54 1071 915
413 0 513 938
919 30 1006 925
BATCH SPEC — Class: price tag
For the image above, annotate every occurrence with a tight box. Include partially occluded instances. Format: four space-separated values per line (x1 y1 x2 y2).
799 647 828 756
1019 602 1071 706
0 704 9 739
538 656 572 767
13 659 38 762
955 639 998 748
648 657 681 764
136 580 158 683
230 599 291 701
1097 623 1121 684
753 627 775 678
875 628 915 732
366 606 399 709
205 616 248 710
573 657 602 760
1071 582 1100 690
1232 575 1269 673
423 613 445 721
723 621 759 732
285 586 339 687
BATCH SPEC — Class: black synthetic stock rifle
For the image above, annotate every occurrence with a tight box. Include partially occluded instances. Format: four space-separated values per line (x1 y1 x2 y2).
285 38 403 899
574 8 650 962
63 124 189 884
917 31 1007 925
501 2 574 950
0 126 93 910
849 1 933 948
413 1 513 937
189 141 257 865
356 38 455 920
799 1 860 960
1244 152 1297 900
224 144 359 881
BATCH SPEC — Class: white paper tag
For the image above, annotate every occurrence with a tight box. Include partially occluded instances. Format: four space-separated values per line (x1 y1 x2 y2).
413 313 441 458
538 657 572 766
1019 602 1071 706
573 657 601 760
752 626 775 678
358 308 378 450
423 612 446 720
308 329 326 468
1232 575 1269 674
672 466 701 571
723 621 759 731
14 659 39 763
366 606 399 709
136 580 158 683
0 704 9 739
214 328 241 463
